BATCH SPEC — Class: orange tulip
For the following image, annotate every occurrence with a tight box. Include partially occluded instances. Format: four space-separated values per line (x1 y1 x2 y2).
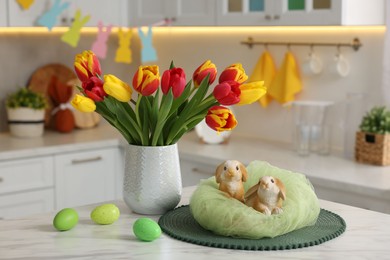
132 65 160 96
193 60 217 87
219 63 248 84
205 106 237 132
74 50 102 82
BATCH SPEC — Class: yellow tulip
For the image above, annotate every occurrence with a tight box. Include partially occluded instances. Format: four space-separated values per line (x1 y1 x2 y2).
219 63 248 84
71 94 96 112
238 81 267 105
103 74 132 102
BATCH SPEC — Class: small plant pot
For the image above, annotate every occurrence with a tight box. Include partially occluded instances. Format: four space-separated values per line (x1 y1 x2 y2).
6 108 45 138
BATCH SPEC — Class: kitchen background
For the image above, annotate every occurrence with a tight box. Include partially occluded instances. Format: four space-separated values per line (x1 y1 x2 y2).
0 0 387 156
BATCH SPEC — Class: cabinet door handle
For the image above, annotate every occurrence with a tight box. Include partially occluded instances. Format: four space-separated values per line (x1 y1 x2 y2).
265 14 272 20
192 168 212 175
0 177 3 183
71 156 102 164
273 15 280 20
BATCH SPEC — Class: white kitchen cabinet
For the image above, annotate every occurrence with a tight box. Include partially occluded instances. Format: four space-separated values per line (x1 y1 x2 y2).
54 148 120 209
7 0 128 27
128 0 215 26
216 0 384 26
0 189 54 219
0 156 55 219
0 1 7 26
180 157 216 187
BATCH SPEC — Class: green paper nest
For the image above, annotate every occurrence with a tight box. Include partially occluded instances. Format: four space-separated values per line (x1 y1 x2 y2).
189 160 321 239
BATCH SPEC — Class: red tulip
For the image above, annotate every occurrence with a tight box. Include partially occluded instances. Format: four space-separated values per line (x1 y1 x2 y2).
213 80 241 105
161 67 186 98
132 65 160 96
82 76 106 101
74 50 102 82
193 60 217 87
205 106 237 132
219 63 248 84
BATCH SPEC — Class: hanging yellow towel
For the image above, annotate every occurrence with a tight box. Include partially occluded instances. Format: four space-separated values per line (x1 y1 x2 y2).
248 50 276 107
268 51 302 104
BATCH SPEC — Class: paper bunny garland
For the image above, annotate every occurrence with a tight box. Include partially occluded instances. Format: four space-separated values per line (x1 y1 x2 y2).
37 0 70 30
61 9 91 47
16 0 35 10
138 26 158 63
92 21 113 59
115 28 133 64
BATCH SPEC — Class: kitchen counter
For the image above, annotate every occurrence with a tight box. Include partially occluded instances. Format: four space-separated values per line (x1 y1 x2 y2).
1 186 389 259
1 124 389 213
178 132 390 213
0 124 124 161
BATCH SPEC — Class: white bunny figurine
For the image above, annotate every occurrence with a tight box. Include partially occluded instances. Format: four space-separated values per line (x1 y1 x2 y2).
245 176 286 215
215 160 247 203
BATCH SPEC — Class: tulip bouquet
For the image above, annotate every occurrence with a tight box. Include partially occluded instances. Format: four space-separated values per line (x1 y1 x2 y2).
71 50 266 146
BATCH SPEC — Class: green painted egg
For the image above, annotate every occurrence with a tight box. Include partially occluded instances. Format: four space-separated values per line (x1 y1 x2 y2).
53 208 79 231
133 218 162 242
90 204 120 225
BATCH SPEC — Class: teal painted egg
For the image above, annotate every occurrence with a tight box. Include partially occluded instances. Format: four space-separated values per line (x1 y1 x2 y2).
53 208 79 231
133 218 162 242
90 204 120 225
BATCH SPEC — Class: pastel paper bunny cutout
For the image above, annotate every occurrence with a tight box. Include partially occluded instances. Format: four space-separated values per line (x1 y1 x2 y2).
61 9 90 47
115 28 132 64
17 0 35 10
37 0 70 30
92 21 113 59
138 26 157 63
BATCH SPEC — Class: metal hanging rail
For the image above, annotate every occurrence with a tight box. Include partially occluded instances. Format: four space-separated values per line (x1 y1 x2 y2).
241 37 362 51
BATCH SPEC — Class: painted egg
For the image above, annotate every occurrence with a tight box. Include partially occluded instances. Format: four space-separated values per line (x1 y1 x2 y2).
53 208 79 231
90 204 120 225
133 218 162 242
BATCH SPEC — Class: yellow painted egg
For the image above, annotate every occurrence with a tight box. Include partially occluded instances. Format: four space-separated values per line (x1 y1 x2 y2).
90 204 120 225
133 218 162 242
53 208 79 231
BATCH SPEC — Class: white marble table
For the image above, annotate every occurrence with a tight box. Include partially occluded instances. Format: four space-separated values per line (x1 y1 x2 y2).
0 186 389 260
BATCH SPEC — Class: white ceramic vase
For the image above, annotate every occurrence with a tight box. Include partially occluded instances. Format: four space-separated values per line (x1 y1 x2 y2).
123 144 182 215
6 108 45 138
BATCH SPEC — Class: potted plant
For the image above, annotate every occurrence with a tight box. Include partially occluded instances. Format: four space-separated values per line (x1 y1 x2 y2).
355 106 390 165
5 87 48 138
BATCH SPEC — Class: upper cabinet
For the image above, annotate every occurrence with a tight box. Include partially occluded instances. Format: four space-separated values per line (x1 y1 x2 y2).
3 0 385 27
129 0 215 26
216 0 384 26
0 1 7 26
7 0 128 27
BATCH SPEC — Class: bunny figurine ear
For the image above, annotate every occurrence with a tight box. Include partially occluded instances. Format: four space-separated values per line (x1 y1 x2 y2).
244 183 259 201
275 178 287 200
215 162 225 184
239 162 248 182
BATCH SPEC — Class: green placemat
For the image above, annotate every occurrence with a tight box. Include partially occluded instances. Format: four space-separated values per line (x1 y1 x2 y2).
158 205 346 251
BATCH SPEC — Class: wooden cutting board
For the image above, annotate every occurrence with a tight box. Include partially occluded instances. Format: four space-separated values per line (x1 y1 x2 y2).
28 63 100 129
28 63 77 128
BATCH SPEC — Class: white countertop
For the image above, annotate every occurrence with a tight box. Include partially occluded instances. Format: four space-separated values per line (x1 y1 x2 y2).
0 124 124 161
178 132 390 212
1 186 389 259
1 125 390 213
